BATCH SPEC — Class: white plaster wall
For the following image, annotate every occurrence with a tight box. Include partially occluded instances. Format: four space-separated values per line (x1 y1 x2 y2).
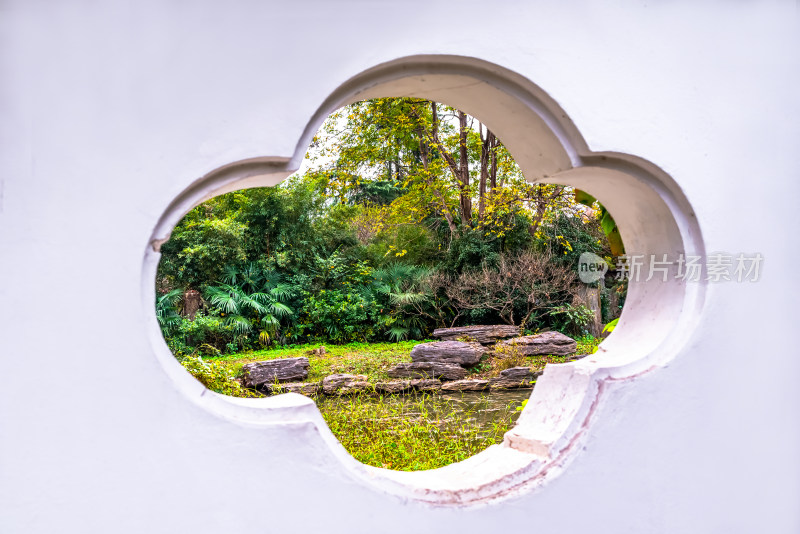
1 1 798 532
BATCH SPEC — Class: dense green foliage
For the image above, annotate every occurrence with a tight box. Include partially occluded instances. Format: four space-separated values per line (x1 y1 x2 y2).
157 98 618 355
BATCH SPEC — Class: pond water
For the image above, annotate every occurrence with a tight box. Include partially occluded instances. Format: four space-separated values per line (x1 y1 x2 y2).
314 387 534 470
436 388 532 427
318 388 533 436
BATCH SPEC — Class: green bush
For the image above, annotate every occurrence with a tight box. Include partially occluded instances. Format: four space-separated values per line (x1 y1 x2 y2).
172 314 241 354
371 263 433 341
179 355 259 397
367 224 440 267
442 228 501 273
549 304 596 336
538 212 610 271
159 217 247 288
296 289 381 343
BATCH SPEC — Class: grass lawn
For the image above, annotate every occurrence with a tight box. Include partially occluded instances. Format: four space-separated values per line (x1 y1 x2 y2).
206 339 425 383
180 335 602 471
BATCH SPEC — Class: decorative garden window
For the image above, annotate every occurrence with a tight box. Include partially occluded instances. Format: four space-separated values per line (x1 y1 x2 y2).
144 55 705 506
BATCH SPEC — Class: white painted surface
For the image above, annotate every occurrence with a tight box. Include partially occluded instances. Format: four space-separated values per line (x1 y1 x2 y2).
1 2 798 532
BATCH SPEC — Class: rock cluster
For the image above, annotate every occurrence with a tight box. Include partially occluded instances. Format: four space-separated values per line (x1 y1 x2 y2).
239 327 577 398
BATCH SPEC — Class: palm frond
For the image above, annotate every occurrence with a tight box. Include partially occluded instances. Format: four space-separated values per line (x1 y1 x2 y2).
261 315 279 330
389 291 427 305
205 285 241 314
269 284 295 301
269 301 293 318
220 264 240 286
241 293 270 315
387 326 409 342
260 269 284 289
225 314 252 334
373 282 391 296
156 288 183 308
258 330 271 346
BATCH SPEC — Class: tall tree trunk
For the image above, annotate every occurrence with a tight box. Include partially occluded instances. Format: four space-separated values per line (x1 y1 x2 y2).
457 111 471 227
431 103 471 229
417 121 458 234
183 289 202 320
528 185 565 237
490 138 497 190
478 126 496 224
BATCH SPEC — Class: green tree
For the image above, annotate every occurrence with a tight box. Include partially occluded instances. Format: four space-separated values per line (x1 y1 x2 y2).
307 98 578 256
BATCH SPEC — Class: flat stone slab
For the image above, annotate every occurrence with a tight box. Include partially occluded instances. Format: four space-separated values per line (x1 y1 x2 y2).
386 362 467 381
375 380 414 394
489 367 541 389
432 325 520 345
270 381 321 396
409 379 442 392
410 340 487 366
441 379 490 392
241 357 309 389
496 331 577 356
322 374 372 395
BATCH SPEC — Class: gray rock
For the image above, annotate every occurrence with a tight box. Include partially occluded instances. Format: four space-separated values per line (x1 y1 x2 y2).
270 381 321 396
410 379 442 392
489 367 541 389
500 367 535 380
496 331 577 356
386 362 467 381
322 374 372 395
441 379 490 392
432 325 520 345
375 380 414 394
241 357 309 389
410 340 487 366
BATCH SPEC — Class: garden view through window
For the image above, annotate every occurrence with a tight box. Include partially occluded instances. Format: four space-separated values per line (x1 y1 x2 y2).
155 98 626 471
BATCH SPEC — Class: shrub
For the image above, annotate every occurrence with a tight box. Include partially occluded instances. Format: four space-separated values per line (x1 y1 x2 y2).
549 304 596 336
442 228 501 273
367 224 440 267
179 355 259 397
158 216 247 288
537 212 610 271
172 314 241 354
436 250 578 328
371 263 433 341
296 289 380 343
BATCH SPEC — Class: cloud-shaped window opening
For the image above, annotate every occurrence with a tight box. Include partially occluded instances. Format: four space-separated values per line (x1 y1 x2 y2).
144 55 706 506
